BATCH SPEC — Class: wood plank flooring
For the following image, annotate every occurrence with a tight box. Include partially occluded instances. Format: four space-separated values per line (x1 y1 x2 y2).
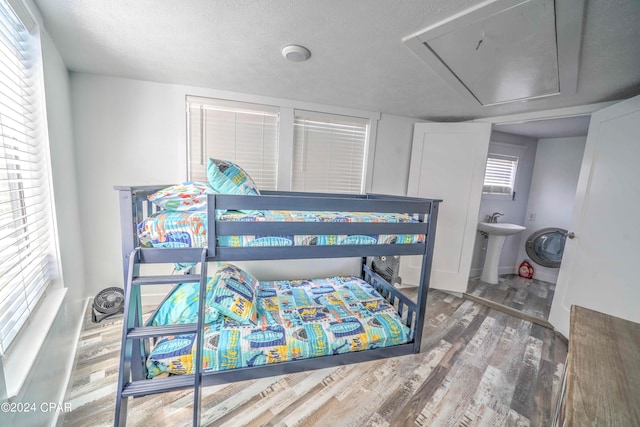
465 275 556 324
62 289 567 427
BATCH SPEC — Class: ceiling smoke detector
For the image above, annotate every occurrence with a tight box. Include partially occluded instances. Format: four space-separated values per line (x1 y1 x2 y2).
282 45 311 62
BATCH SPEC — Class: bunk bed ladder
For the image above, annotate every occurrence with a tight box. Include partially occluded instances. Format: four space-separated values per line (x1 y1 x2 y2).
192 248 209 426
114 248 209 427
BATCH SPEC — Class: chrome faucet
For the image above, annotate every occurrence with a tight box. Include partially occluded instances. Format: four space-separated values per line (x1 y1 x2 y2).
487 212 504 223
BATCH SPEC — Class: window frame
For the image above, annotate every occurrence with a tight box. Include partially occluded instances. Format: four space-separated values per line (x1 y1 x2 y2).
186 96 281 191
482 152 519 199
184 96 379 194
292 109 370 195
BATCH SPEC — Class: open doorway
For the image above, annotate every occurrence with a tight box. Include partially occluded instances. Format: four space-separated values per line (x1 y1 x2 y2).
465 115 591 326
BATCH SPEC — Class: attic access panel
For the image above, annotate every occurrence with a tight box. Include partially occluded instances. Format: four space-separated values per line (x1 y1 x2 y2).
403 0 584 106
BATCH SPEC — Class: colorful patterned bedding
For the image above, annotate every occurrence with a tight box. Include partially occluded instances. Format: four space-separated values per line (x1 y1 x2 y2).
146 276 412 377
137 210 425 248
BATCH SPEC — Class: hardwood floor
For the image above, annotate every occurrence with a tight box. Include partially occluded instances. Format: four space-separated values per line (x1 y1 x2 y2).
62 289 567 427
465 275 555 324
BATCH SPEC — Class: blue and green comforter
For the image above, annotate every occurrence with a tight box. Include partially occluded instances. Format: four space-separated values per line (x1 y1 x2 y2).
146 276 412 377
137 210 425 249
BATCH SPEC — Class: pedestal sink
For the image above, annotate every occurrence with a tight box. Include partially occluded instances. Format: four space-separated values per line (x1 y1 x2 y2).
478 222 526 284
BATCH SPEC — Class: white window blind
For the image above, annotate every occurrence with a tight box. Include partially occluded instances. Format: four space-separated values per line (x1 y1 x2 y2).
293 111 368 194
483 153 518 195
187 96 279 191
0 0 58 355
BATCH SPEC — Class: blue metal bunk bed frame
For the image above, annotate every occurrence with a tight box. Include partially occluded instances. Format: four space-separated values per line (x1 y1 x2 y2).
114 186 441 426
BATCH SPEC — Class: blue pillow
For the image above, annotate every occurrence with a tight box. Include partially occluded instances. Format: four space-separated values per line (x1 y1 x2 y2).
207 263 259 325
150 282 220 326
206 158 262 215
206 158 260 196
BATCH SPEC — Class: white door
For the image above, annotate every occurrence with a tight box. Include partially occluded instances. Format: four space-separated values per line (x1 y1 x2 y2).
400 123 492 293
549 95 640 337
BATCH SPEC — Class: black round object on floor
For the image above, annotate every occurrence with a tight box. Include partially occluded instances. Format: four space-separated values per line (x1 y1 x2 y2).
92 287 125 323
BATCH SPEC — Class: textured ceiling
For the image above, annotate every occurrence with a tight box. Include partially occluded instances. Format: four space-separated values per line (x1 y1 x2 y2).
34 0 640 120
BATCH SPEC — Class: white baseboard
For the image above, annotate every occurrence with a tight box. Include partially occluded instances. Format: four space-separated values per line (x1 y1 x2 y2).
532 271 558 284
442 290 463 299
471 266 558 284
469 266 520 279
500 266 517 276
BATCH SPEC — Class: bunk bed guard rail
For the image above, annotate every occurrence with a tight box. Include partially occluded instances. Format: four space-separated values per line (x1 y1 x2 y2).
116 186 440 265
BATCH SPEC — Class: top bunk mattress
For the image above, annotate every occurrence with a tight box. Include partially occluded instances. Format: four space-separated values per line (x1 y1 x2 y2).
138 210 426 249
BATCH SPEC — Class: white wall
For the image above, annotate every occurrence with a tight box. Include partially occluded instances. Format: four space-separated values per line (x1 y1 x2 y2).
470 131 537 277
515 136 586 283
70 74 415 299
44 41 86 302
71 74 185 300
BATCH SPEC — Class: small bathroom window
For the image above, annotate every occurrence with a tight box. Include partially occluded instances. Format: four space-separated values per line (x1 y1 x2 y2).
483 154 519 196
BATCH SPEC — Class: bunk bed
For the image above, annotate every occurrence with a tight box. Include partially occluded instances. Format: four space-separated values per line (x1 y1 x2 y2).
114 182 441 427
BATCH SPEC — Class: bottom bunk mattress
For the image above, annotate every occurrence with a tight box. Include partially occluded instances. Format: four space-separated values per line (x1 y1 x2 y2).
146 274 412 378
137 210 425 248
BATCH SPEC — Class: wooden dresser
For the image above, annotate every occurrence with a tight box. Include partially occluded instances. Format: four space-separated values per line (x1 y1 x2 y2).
554 305 640 426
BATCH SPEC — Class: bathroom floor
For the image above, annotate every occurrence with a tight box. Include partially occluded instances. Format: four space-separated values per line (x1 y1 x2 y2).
465 274 555 325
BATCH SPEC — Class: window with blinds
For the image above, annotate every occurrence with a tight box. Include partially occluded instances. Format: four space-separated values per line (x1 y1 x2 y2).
483 153 519 195
0 0 58 355
293 111 368 194
187 96 279 191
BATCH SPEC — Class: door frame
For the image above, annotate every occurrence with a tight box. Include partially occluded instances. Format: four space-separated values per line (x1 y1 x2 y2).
469 99 621 333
